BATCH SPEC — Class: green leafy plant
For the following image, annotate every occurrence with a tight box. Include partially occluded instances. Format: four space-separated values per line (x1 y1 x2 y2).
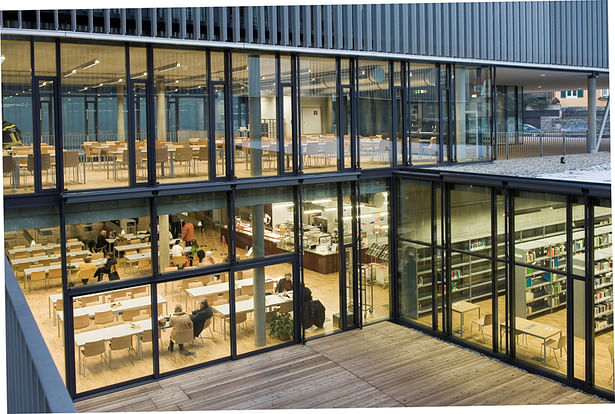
269 312 294 340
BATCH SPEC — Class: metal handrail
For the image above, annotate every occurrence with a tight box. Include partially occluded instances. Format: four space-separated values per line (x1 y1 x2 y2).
495 131 610 160
5 258 75 413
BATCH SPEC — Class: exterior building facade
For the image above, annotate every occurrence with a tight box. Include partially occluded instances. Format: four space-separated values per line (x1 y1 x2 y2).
1 2 613 406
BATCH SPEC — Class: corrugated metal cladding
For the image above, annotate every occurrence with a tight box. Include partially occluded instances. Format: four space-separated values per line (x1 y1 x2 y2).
0 1 608 69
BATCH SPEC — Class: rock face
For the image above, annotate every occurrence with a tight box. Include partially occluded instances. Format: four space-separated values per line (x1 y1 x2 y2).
427 152 611 183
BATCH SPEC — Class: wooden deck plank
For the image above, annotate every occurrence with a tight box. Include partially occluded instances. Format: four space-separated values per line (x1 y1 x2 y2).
75 322 606 412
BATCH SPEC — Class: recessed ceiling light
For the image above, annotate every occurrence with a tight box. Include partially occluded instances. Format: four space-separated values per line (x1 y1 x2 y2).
540 73 546 77
537 85 542 89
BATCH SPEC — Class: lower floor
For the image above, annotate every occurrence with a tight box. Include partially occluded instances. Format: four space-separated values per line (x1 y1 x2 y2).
73 321 606 411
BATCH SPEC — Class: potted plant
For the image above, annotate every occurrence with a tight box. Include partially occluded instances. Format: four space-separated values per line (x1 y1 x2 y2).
269 312 294 341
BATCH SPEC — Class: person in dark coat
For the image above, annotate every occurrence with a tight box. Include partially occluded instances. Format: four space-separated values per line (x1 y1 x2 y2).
276 273 292 293
190 299 213 338
95 230 107 253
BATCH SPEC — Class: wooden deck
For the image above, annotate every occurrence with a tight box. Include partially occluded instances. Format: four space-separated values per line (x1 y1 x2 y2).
75 322 607 411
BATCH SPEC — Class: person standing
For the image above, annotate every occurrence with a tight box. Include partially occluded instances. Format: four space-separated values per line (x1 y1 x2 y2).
182 221 195 247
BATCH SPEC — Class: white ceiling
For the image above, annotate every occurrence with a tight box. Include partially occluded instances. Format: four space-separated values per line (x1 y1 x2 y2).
496 67 610 92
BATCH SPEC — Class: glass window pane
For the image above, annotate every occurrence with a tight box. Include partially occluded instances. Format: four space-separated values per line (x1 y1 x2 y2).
399 178 432 243
158 192 229 273
236 264 295 355
65 199 151 288
358 60 392 168
232 53 278 178
513 264 567 376
360 179 390 323
398 240 433 328
4 209 65 384
73 284 154 393
235 187 294 261
2 39 35 194
451 184 492 253
61 43 128 190
157 273 230 373
410 63 439 164
302 184 341 337
593 199 613 391
299 56 338 173
454 66 492 162
153 48 209 184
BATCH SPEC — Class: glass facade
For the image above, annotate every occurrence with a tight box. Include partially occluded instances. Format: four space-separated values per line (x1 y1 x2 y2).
2 35 612 402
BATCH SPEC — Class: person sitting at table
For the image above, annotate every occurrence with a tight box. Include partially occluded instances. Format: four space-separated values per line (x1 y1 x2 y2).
95 230 107 253
78 257 98 285
94 251 118 282
190 299 213 339
168 304 193 352
276 273 292 293
171 239 184 258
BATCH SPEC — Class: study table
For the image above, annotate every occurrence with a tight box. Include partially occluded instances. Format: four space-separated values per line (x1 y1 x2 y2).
184 277 274 310
499 316 562 364
57 294 167 337
212 292 293 340
451 300 481 335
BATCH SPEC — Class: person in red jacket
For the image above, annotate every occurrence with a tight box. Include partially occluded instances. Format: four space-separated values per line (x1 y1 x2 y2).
182 221 195 247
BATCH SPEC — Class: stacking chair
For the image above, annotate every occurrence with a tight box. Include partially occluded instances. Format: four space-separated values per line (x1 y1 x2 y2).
155 147 169 176
265 280 275 294
108 335 135 368
94 310 114 326
131 286 148 298
174 147 194 176
110 290 131 302
121 308 141 322
80 295 101 307
140 325 163 356
240 285 254 297
172 256 186 269
608 343 614 385
74 313 91 331
236 311 248 332
540 335 567 368
29 269 47 291
3 155 14 188
136 258 150 275
63 150 81 183
79 340 107 376
470 313 493 343
236 295 250 302
173 329 196 360
194 146 209 175
48 267 62 287
196 318 214 346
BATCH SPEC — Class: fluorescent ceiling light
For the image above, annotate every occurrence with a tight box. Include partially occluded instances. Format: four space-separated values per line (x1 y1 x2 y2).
133 72 147 79
157 62 181 73
81 59 100 70
303 209 321 214
64 69 77 78
310 199 332 204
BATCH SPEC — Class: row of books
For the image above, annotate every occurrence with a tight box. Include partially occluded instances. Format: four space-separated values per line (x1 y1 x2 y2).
595 301 613 317
594 275 613 288
595 317 613 331
594 260 612 273
594 290 611 301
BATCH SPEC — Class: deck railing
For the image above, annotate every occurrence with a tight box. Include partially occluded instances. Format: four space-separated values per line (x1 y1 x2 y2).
5 258 75 413
495 132 610 160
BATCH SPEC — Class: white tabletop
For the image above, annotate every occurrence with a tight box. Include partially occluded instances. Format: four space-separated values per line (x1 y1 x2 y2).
10 240 85 255
212 293 292 317
185 277 273 299
74 319 152 347
58 294 167 321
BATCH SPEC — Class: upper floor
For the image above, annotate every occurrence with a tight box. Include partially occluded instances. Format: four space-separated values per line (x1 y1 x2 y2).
0 1 609 70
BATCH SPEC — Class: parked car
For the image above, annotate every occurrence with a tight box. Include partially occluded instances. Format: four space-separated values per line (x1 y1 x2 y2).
521 123 542 133
561 124 588 133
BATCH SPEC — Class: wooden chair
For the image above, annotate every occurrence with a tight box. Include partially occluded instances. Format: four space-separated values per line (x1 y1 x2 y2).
69 244 82 252
80 295 101 307
120 308 140 321
94 310 114 326
240 285 254 296
110 290 131 302
265 280 275 294
608 343 614 385
188 281 203 289
29 270 46 291
136 258 150 274
108 335 135 368
236 311 248 331
79 340 107 376
277 301 294 314
140 326 163 354
470 313 492 343
75 267 96 285
172 256 186 268
74 313 90 331
48 267 62 287
173 329 196 360
91 252 104 260
131 286 148 298
540 335 567 368
236 295 250 302
196 318 214 346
